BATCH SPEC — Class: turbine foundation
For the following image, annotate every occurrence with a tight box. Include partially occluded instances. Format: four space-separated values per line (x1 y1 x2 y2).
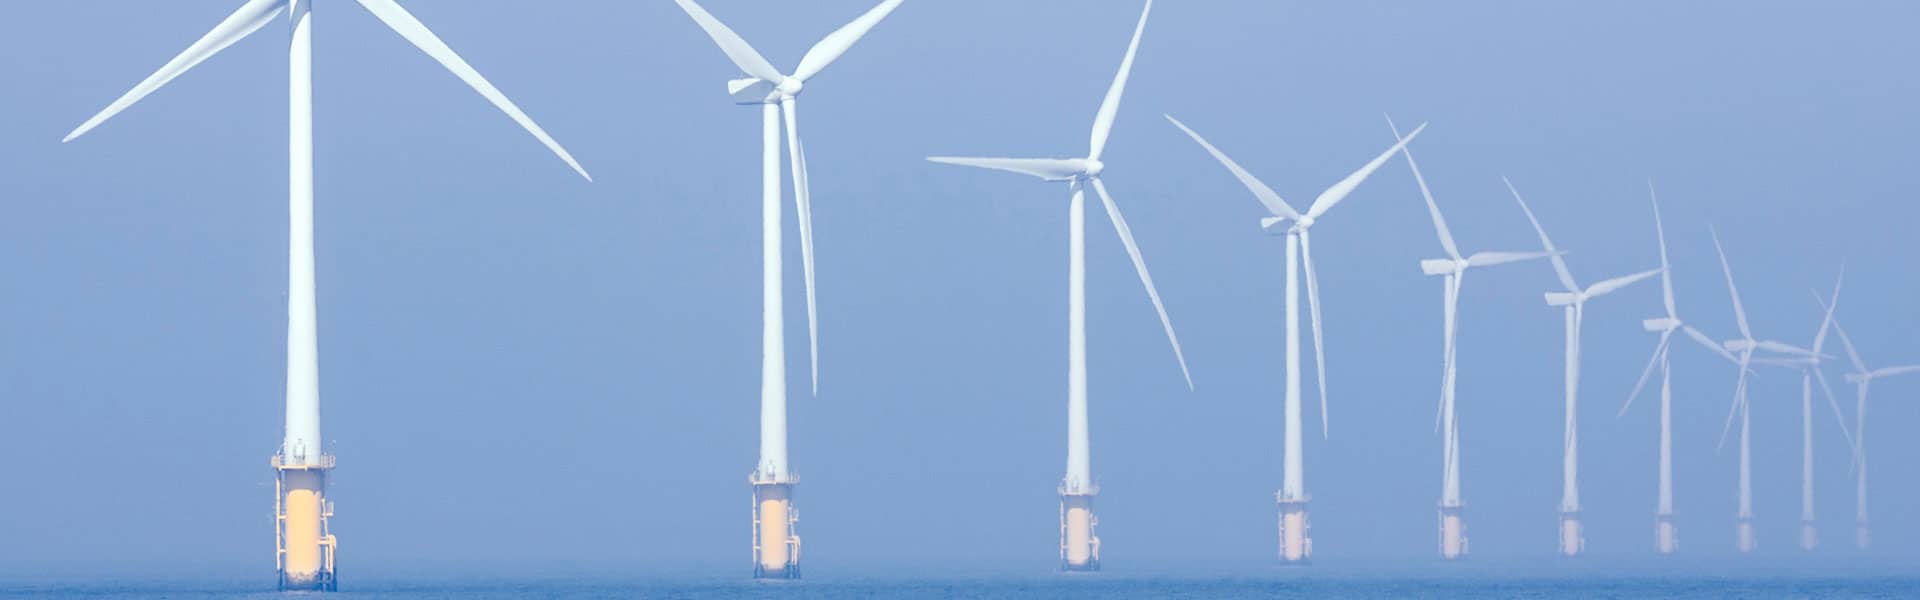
1275 495 1311 564
1736 516 1757 553
1059 486 1100 572
274 454 337 592
1438 504 1468 560
1856 520 1871 550
1800 519 1819 551
1654 512 1679 554
1557 510 1585 557
751 474 800 580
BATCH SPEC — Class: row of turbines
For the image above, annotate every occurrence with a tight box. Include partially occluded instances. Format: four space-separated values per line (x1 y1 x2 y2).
51 0 1912 588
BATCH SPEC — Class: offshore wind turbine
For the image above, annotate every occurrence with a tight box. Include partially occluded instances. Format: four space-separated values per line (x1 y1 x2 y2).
1508 180 1664 557
1821 305 1920 550
927 0 1192 572
62 0 587 590
1617 185 1743 554
1387 119 1553 560
1163 114 1425 564
1709 228 1818 553
671 0 904 579
1752 274 1855 552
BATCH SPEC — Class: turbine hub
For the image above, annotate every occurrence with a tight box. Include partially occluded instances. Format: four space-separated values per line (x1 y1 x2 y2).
778 78 805 97
1083 159 1105 177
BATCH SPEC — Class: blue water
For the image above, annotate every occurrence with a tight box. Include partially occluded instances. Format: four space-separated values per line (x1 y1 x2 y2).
6 569 1917 599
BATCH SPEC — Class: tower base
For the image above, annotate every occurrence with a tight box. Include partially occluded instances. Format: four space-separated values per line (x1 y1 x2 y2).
1736 516 1757 553
751 473 800 580
1800 519 1818 551
1060 485 1100 572
1655 512 1679 554
273 454 338 592
1438 504 1468 560
1557 510 1585 557
1857 521 1871 550
1276 495 1311 564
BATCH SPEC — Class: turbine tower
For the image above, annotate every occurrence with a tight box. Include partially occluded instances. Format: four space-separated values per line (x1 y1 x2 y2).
1751 274 1855 552
1507 180 1663 558
63 0 587 590
1821 305 1920 550
927 0 1193 572
670 0 905 580
1709 228 1817 553
1387 119 1553 560
1164 114 1425 563
1617 185 1742 555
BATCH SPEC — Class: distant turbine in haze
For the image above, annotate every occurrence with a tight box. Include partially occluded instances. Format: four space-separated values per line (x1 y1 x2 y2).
1751 273 1855 552
671 0 905 579
1508 179 1663 558
62 0 588 590
1164 113 1425 563
1819 300 1920 550
927 0 1189 572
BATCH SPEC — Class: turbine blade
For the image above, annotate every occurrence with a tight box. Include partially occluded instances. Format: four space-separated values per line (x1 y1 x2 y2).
1813 270 1844 355
670 0 786 84
1466 250 1555 268
1814 368 1855 450
783 100 819 396
791 0 904 82
1305 123 1427 220
1387 115 1460 261
1871 365 1920 378
1684 325 1741 365
1817 295 1869 374
1710 226 1753 341
925 157 1085 181
356 0 591 180
1719 352 1752 451
1088 0 1153 161
65 0 288 142
1621 332 1673 418
1301 230 1330 438
1163 115 1300 221
1504 178 1580 293
1091 178 1192 390
1756 340 1817 356
1584 268 1664 299
1649 183 1677 318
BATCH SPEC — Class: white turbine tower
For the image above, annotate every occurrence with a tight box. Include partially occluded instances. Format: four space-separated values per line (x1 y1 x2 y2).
62 0 587 590
926 0 1191 572
1617 185 1743 555
1820 304 1920 550
1751 274 1855 552
670 0 904 580
1507 180 1664 557
1386 119 1554 560
1163 114 1424 564
1709 228 1818 553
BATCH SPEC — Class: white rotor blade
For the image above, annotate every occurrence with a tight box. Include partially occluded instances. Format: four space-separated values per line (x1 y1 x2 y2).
1649 183 1677 318
1163 115 1300 221
1813 272 1844 355
65 0 288 142
1091 178 1192 390
1387 115 1460 261
1620 332 1673 417
1718 351 1752 450
1683 325 1741 365
1467 250 1555 268
1709 226 1753 341
1504 178 1580 293
1756 340 1817 356
1300 229 1330 437
1087 0 1153 161
1817 296 1869 374
783 99 819 396
1813 368 1855 450
791 0 904 82
1306 123 1427 220
356 0 591 180
1584 268 1663 300
1871 365 1920 378
671 0 786 84
925 157 1085 181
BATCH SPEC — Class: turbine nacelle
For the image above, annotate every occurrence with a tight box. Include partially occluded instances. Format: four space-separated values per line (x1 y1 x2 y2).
1643 317 1681 333
1421 258 1464 276
729 77 802 105
1846 373 1869 385
1726 339 1755 353
1545 292 1582 307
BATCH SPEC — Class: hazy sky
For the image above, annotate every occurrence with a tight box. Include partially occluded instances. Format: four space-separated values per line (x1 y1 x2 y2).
2 0 1918 574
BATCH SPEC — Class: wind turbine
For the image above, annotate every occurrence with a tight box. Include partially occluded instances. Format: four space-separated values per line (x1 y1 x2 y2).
62 0 587 590
1386 118 1553 561
1507 180 1664 558
1617 185 1743 555
1820 303 1920 550
1709 228 1818 553
670 0 904 580
926 0 1190 572
1163 114 1425 564
1751 274 1855 552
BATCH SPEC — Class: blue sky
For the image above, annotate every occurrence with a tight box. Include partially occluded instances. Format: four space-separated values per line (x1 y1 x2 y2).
1 0 1917 572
